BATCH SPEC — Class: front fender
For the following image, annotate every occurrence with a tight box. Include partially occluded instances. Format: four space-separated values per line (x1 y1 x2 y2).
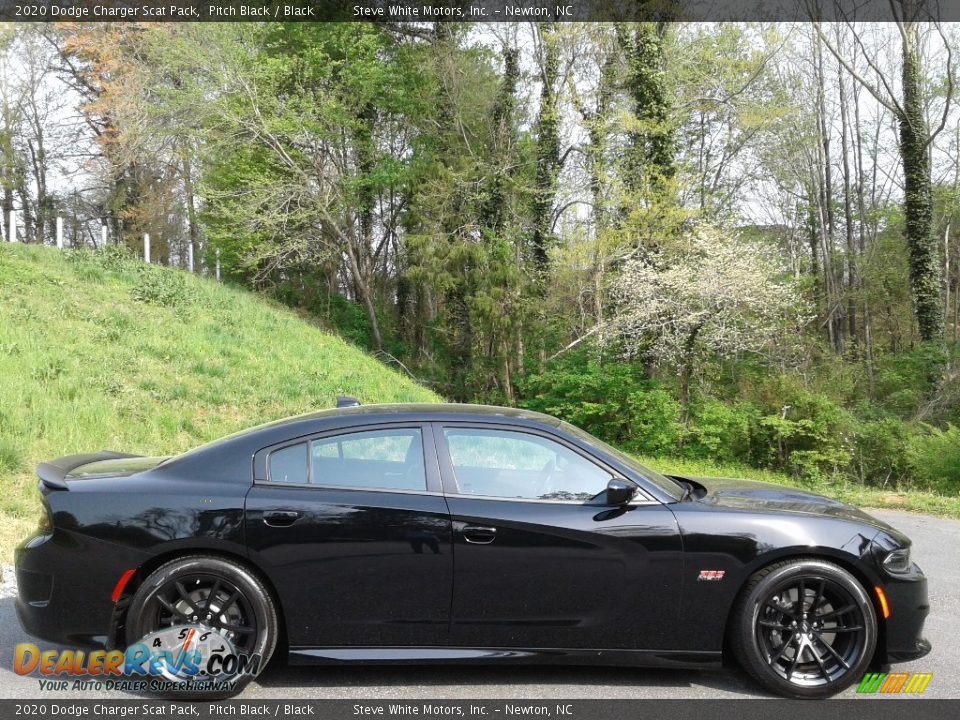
670 505 883 653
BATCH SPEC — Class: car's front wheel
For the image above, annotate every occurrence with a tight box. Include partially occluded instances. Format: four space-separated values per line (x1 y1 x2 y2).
730 559 877 698
126 555 279 698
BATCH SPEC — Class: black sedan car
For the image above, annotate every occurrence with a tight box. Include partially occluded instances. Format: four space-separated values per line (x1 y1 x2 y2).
16 401 929 698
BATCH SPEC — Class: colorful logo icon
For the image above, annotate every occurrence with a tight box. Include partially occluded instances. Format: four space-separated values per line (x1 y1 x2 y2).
856 672 933 695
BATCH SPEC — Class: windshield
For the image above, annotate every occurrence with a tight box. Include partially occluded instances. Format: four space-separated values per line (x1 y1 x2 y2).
559 421 685 501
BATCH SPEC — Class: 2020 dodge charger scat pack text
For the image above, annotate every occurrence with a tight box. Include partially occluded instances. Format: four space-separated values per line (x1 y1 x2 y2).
16 401 930 698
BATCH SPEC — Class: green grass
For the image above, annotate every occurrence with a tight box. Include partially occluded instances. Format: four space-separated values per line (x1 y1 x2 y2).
0 244 439 561
637 455 960 518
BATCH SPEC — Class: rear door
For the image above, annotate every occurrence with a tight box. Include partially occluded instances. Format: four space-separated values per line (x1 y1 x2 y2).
435 423 683 651
245 423 453 648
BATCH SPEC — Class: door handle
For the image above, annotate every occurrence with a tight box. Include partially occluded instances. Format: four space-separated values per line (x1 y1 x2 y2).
462 525 497 544
263 510 300 527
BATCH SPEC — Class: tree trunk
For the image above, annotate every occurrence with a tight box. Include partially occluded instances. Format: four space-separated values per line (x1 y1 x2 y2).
815 29 842 352
480 43 519 234
680 321 705 412
431 21 473 396
341 235 383 352
618 23 675 199
531 22 559 275
585 52 614 330
0 84 16 242
181 151 199 271
853 80 876 396
26 138 47 244
16 169 33 243
900 19 944 341
838 67 858 350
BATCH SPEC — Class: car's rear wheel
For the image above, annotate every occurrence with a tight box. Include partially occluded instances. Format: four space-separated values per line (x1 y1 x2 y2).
730 559 877 698
126 556 278 698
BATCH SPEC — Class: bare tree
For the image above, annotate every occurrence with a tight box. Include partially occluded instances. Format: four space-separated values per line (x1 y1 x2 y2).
815 4 955 341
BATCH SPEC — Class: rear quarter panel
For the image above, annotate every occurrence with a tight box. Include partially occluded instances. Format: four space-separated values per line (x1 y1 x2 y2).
20 471 248 644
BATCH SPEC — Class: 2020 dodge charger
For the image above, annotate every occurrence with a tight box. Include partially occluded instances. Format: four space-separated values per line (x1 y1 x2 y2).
16 402 929 698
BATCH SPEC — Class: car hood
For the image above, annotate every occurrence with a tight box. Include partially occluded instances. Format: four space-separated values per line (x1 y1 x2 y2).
681 475 896 532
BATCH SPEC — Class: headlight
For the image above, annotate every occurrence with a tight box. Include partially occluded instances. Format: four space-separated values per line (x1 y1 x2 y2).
882 547 912 574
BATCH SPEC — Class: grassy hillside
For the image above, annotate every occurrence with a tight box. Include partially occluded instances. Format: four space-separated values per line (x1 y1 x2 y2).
0 244 440 561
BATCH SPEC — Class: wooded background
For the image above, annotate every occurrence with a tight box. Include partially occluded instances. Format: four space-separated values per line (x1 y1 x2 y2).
2 18 959 493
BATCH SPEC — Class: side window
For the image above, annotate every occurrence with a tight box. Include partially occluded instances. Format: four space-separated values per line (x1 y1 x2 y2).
311 429 426 491
269 443 308 484
443 428 611 501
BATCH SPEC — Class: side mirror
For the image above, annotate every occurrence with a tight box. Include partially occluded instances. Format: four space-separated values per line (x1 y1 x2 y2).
606 477 637 506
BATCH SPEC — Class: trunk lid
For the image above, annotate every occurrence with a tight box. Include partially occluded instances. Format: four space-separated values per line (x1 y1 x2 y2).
36 451 167 490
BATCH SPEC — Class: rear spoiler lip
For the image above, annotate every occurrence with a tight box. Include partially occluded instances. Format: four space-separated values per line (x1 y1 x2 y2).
36 451 142 491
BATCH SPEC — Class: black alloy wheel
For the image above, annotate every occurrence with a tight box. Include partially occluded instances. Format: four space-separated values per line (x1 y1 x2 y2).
144 573 258 650
731 559 877 698
126 556 278 697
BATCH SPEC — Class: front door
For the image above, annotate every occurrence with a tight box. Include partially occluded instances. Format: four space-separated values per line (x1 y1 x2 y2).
435 423 683 651
245 424 453 648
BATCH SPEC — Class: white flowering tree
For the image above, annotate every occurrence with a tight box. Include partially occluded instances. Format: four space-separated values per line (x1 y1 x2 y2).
607 225 810 405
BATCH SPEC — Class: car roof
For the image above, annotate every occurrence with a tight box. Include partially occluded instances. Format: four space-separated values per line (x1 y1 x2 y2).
257 402 562 430
188 402 562 453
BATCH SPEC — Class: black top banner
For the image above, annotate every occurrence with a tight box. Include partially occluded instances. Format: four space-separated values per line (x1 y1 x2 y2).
2 0 960 23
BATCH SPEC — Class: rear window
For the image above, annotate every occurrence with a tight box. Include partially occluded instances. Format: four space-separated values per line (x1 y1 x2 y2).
268 443 308 484
311 429 426 491
265 429 427 492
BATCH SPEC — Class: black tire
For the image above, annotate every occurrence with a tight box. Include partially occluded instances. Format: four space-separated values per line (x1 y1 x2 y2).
730 558 877 699
126 555 279 698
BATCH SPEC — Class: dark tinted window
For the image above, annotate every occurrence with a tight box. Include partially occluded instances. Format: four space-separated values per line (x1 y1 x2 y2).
311 429 426 491
443 428 610 501
269 443 308 484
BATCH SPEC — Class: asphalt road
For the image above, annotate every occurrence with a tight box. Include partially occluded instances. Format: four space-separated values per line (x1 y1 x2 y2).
1 509 957 700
